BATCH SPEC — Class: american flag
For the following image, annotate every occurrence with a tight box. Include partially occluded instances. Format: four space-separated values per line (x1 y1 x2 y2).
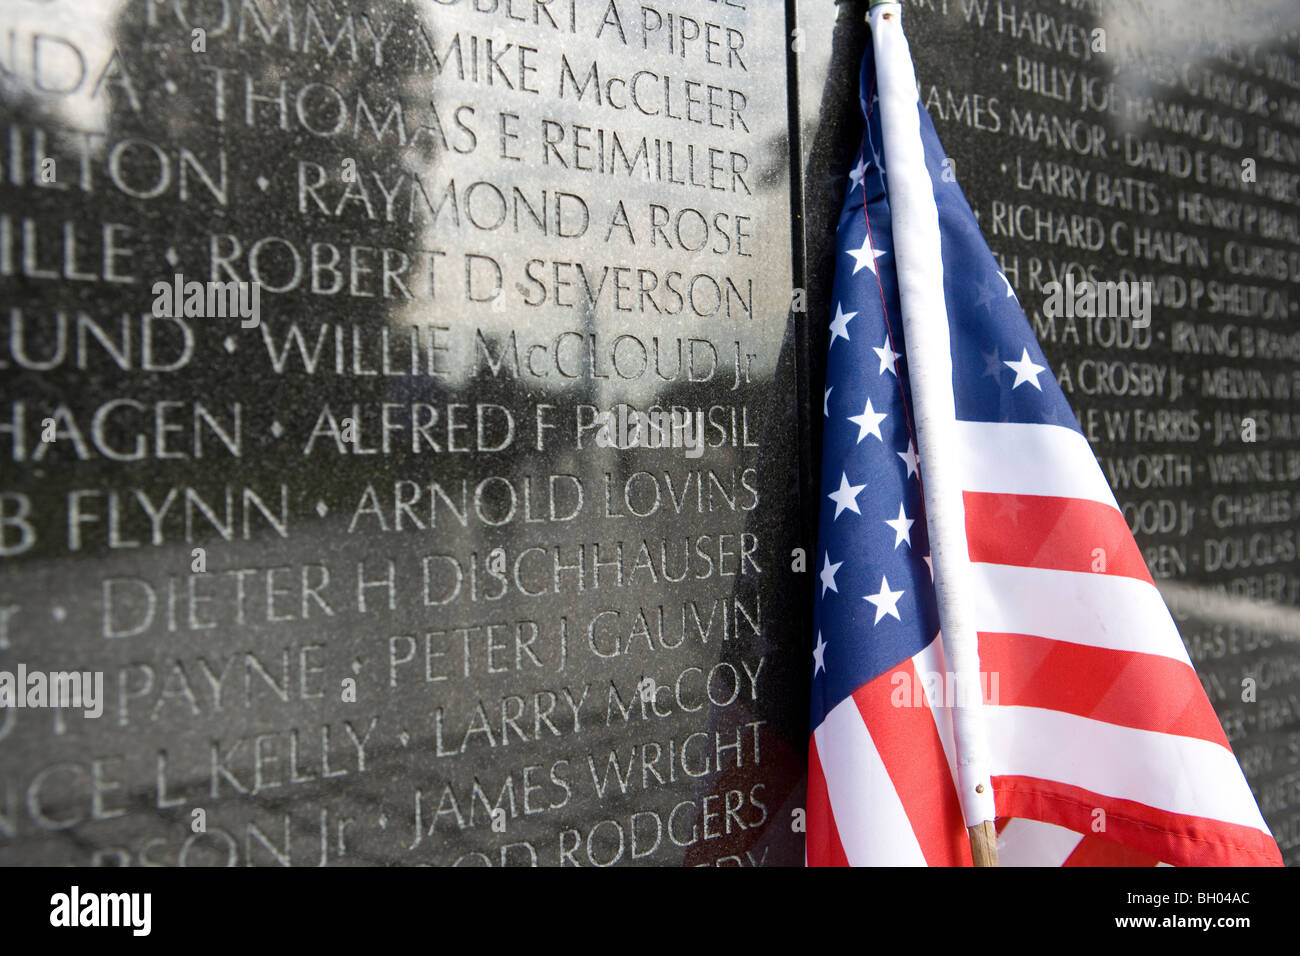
806 6 1282 867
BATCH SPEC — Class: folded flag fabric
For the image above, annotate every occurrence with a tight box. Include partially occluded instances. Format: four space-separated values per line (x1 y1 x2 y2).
806 3 1282 867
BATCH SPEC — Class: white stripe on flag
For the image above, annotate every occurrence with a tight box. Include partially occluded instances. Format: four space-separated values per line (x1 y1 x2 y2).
997 818 1085 867
970 563 1192 665
954 420 1118 508
814 696 927 865
984 706 1271 833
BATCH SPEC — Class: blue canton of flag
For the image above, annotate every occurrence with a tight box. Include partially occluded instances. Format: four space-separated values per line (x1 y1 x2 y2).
810 54 944 736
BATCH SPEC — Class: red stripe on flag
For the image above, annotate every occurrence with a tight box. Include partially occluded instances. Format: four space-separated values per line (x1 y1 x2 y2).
852 658 973 866
994 775 1283 867
964 491 1152 584
977 632 1231 749
1063 834 1161 867
806 737 850 867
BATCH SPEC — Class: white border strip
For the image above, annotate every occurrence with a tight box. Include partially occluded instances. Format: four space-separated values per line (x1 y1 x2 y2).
870 1 995 825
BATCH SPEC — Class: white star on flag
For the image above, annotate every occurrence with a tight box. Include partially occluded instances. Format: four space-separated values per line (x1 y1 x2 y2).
974 277 999 311
848 156 867 190
1004 347 1046 390
897 440 919 479
827 472 866 519
980 346 1002 379
819 553 843 597
884 503 914 548
812 632 827 676
847 237 887 276
864 576 904 624
829 303 856 347
848 398 887 443
873 336 901 376
824 387 832 416
999 270 1017 299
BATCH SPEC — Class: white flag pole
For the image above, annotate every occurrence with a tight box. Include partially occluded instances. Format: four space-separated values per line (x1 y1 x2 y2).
867 0 999 866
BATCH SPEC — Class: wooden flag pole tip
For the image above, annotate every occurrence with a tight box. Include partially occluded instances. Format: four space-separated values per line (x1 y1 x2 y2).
968 821 1000 867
